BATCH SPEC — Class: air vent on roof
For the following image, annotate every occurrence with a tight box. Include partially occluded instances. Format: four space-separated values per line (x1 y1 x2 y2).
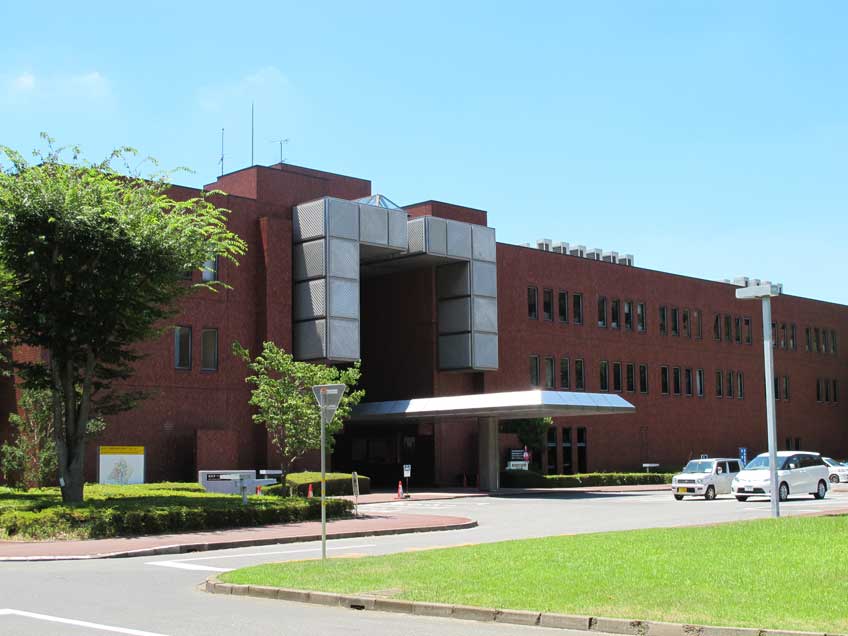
620 254 634 266
602 251 619 264
552 241 569 254
585 248 602 261
569 245 586 258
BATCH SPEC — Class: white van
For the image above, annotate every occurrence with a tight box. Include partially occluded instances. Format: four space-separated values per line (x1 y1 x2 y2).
732 451 829 502
671 458 743 500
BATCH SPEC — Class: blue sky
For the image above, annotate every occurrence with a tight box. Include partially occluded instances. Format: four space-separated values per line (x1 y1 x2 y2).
2 2 846 304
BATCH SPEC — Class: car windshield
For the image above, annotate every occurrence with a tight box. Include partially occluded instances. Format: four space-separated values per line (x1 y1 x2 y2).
682 460 714 473
823 457 838 467
745 455 788 470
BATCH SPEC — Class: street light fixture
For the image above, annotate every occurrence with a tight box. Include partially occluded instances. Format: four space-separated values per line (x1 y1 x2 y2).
735 281 782 518
311 383 347 561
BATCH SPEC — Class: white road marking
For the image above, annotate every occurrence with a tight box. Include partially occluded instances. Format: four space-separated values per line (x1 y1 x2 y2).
146 543 378 572
0 608 168 635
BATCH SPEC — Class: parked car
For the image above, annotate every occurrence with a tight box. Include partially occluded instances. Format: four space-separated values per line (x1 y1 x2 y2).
823 457 848 484
672 458 743 500
732 451 829 502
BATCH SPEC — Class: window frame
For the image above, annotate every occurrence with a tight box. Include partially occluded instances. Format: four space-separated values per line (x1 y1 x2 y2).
660 366 670 395
625 363 635 392
696 368 705 397
542 288 554 321
659 305 668 336
200 327 219 371
639 364 649 394
528 287 539 320
597 295 607 328
599 360 609 392
623 300 633 331
544 356 555 388
574 358 585 390
558 290 568 323
560 357 570 389
573 293 584 325
671 307 680 337
610 299 620 329
637 302 646 333
174 325 192 370
613 361 622 392
529 355 540 387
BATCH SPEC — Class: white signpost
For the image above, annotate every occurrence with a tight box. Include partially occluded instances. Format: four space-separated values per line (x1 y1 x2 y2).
311 383 347 562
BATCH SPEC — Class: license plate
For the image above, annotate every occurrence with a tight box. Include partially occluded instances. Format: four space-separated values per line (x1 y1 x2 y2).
744 487 752 492
677 488 686 494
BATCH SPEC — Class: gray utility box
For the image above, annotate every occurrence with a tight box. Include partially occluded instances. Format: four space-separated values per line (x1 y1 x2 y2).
198 470 256 494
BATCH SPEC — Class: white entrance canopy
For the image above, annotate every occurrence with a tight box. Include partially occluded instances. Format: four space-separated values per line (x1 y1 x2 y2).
351 390 635 421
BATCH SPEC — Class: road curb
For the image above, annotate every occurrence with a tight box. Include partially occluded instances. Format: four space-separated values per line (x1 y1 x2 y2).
0 518 477 562
203 576 844 636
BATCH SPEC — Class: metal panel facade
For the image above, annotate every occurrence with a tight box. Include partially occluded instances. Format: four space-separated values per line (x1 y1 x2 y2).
293 199 326 242
438 333 472 369
293 239 325 282
294 320 327 360
438 297 471 334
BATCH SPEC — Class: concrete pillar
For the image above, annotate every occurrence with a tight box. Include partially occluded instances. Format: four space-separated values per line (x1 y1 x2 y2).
478 416 499 491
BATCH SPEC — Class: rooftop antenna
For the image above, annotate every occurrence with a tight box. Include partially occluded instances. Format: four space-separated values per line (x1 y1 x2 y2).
250 102 254 166
219 128 224 176
269 137 289 165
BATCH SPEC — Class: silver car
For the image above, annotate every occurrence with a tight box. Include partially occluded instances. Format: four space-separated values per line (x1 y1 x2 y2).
672 458 743 501
823 457 848 484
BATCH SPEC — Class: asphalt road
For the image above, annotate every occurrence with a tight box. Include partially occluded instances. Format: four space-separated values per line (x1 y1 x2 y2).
2 487 846 636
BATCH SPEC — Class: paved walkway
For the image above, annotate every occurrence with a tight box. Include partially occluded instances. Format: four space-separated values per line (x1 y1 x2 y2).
0 513 476 561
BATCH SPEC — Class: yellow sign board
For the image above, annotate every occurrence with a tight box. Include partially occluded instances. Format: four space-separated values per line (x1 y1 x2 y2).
100 446 145 455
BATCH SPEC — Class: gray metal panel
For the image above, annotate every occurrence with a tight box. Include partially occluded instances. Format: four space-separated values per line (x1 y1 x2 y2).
328 277 359 319
293 239 325 282
439 333 471 370
293 279 326 321
472 296 498 333
327 198 359 239
294 320 326 360
407 218 426 253
328 237 359 280
328 318 360 360
427 217 447 255
472 225 497 262
293 199 326 243
446 220 472 259
472 332 499 370
471 260 498 297
359 203 389 246
436 261 470 299
388 209 408 249
438 297 471 334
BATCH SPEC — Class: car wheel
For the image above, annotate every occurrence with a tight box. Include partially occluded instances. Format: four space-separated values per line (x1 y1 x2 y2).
673 494 684 501
830 474 839 484
779 482 789 502
704 485 716 501
735 495 748 502
814 480 827 500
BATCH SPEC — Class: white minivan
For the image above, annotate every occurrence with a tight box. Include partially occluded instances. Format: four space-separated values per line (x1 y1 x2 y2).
672 458 743 500
732 451 829 502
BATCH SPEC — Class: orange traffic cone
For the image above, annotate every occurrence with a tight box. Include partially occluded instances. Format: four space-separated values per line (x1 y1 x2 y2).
396 480 403 499
307 483 313 498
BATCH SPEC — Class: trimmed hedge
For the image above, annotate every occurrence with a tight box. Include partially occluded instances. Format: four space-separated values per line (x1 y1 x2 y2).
500 470 674 488
0 483 352 541
264 472 371 497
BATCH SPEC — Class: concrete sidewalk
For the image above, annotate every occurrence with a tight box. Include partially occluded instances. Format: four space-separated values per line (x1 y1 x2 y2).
0 513 476 561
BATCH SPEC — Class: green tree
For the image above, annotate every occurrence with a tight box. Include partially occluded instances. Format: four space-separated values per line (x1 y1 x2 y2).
233 341 365 482
0 136 247 502
500 417 553 470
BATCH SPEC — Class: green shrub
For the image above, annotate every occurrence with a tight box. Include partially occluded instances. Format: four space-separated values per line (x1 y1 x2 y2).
263 472 371 497
500 470 674 488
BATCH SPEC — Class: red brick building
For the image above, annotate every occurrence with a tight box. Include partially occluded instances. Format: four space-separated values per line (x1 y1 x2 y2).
1 162 846 486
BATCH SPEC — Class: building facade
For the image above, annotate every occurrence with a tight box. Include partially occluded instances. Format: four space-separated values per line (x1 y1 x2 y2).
1 162 846 486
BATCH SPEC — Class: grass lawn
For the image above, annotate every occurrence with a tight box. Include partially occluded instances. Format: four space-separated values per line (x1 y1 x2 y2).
222 515 848 633
0 482 351 541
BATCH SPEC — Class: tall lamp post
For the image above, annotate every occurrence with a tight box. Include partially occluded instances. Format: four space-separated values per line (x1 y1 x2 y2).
735 281 782 518
311 383 347 561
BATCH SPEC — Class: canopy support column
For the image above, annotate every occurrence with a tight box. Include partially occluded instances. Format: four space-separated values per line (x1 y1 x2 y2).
478 416 499 491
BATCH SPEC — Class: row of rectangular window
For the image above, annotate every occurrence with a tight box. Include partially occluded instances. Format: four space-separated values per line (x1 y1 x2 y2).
528 288 584 324
771 375 790 401
659 306 704 338
597 298 647 332
805 327 839 354
529 357 650 393
545 425 588 474
769 322 798 350
598 360 650 393
713 370 745 399
658 366 712 397
710 313 752 344
174 326 219 371
816 378 839 403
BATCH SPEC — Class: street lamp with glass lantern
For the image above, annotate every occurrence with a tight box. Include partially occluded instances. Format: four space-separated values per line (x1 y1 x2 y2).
735 281 782 518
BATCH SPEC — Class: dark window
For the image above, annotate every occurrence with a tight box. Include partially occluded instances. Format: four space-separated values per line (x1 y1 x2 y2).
560 357 570 389
637 303 646 332
684 368 693 396
814 328 821 352
816 378 822 402
673 367 681 395
738 372 744 399
805 327 812 352
544 357 555 388
543 289 553 321
599 360 609 391
623 301 633 331
823 329 830 353
573 293 583 325
783 376 790 401
639 364 649 394
562 427 573 474
610 299 620 329
825 378 831 402
671 308 679 336
790 324 797 351
682 309 690 338
726 371 734 399
659 306 668 336
613 362 622 392
834 379 839 402
576 427 587 473
713 314 721 340
546 426 557 474
529 356 540 386
772 322 777 348
661 366 670 394
558 291 568 323
696 368 705 397
626 363 635 392
715 370 723 397
780 323 787 349
528 287 538 319
201 328 218 371
174 326 192 370
774 376 780 399
575 359 585 390
724 315 732 343
735 317 742 344
202 256 218 282
597 296 607 327
832 331 838 354
693 310 702 339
